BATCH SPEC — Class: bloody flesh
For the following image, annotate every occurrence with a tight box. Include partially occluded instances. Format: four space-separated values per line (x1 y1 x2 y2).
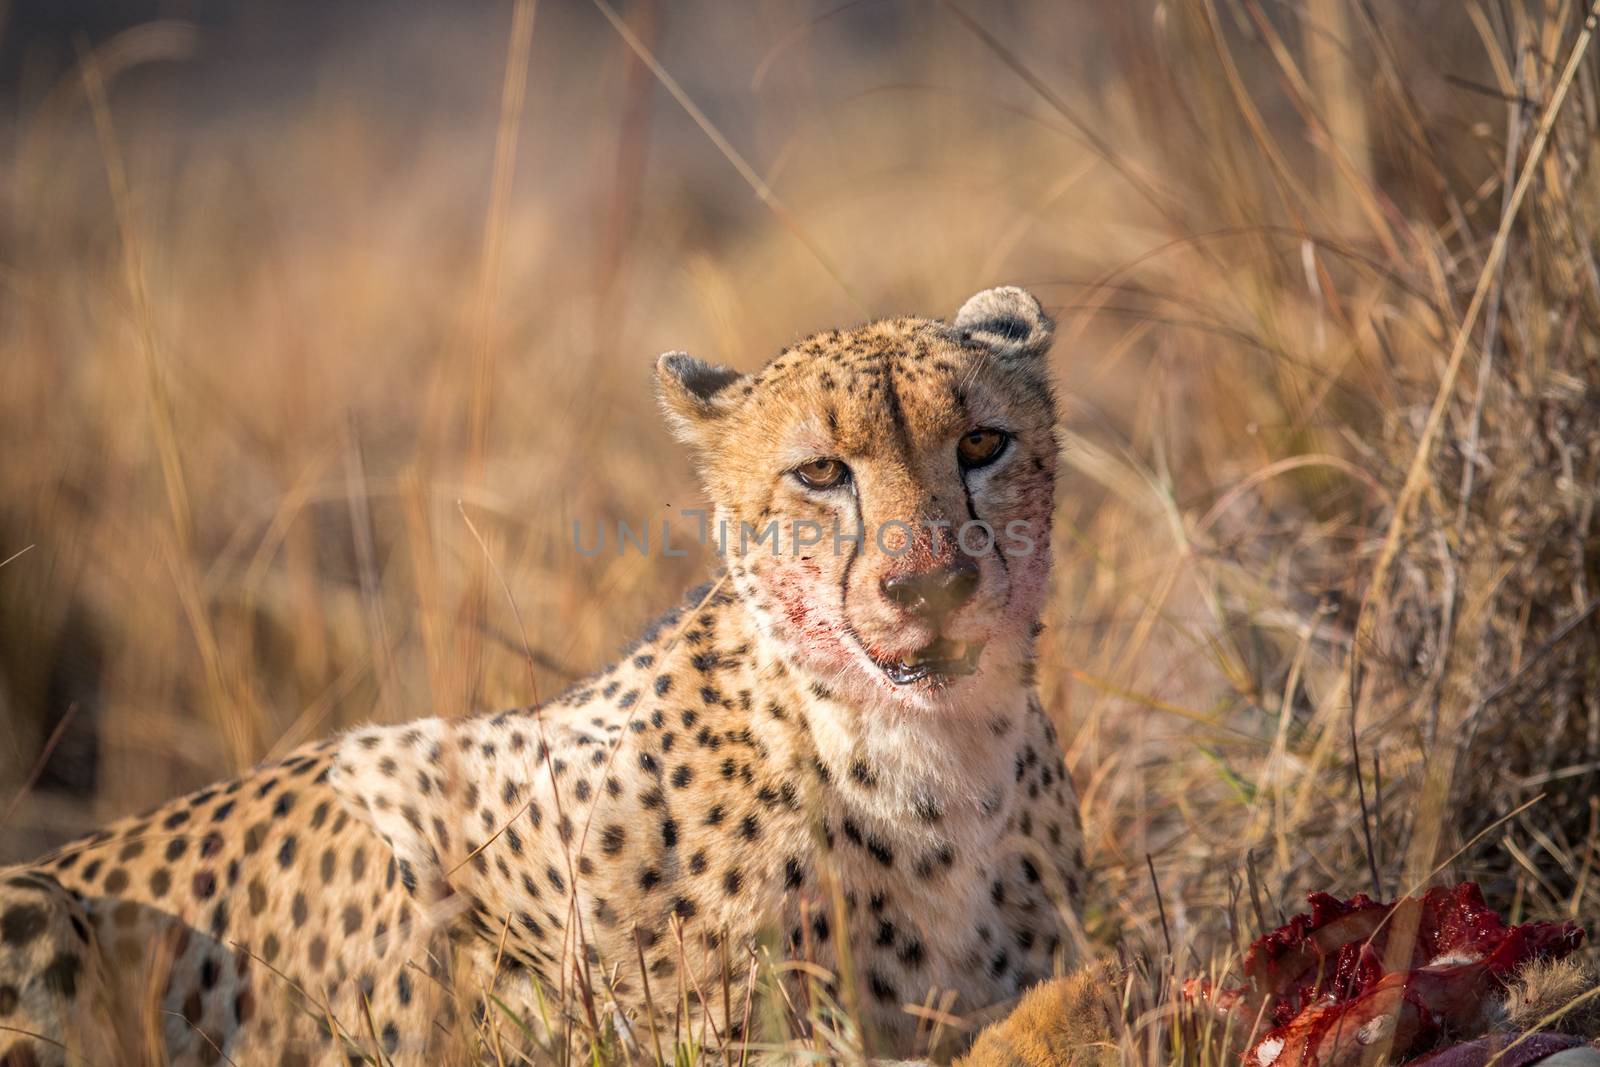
1203 884 1583 1067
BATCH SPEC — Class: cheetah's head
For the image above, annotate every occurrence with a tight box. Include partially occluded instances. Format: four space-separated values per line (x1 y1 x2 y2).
658 286 1058 713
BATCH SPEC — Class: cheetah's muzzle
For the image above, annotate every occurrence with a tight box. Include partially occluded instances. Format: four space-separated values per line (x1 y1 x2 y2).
872 637 984 686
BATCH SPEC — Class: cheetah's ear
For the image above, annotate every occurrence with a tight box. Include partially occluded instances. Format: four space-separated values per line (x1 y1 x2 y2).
656 351 746 447
951 286 1054 361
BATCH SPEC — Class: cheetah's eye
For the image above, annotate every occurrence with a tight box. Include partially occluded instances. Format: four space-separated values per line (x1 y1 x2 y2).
793 458 850 491
957 428 1010 470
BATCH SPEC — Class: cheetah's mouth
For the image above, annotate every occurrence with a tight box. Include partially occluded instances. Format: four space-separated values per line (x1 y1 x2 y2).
871 638 984 686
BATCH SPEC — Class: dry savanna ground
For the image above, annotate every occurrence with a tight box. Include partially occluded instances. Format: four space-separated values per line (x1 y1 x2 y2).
1 0 1598 1062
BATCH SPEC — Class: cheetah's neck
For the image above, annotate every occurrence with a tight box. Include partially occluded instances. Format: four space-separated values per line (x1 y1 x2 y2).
709 587 1035 829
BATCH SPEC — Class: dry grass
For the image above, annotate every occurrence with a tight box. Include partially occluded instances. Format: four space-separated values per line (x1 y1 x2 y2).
1 0 1598 1062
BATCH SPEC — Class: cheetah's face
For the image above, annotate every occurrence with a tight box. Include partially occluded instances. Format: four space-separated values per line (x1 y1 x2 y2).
658 287 1058 712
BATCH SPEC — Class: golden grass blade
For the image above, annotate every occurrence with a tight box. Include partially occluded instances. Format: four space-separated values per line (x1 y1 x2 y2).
588 0 864 313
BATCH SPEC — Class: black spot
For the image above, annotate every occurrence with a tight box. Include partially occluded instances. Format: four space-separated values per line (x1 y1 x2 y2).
783 858 804 889
722 869 742 895
868 970 897 1003
277 835 297 868
0 905 46 947
661 819 678 849
601 825 626 855
865 837 894 867
849 760 877 788
639 868 661 891
103 867 134 897
40 952 81 998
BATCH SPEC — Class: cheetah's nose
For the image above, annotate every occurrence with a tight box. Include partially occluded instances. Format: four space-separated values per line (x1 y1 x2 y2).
880 558 980 619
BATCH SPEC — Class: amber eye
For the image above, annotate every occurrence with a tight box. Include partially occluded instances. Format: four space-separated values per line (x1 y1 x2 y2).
957 428 1010 470
793 457 850 490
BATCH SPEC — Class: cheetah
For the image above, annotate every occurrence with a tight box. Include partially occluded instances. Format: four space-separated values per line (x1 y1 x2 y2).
0 286 1086 1065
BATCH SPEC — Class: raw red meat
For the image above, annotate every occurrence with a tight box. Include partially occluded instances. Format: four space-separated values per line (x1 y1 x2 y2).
1197 884 1584 1067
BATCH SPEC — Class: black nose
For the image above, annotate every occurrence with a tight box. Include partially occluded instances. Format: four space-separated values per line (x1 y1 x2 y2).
880 558 980 618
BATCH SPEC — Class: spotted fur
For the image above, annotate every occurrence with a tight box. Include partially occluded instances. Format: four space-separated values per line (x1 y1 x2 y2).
0 287 1085 1064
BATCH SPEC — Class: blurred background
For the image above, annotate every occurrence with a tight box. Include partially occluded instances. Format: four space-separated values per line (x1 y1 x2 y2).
1 0 1597 992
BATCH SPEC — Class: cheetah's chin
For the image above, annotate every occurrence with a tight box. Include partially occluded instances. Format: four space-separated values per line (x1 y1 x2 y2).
871 637 984 687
